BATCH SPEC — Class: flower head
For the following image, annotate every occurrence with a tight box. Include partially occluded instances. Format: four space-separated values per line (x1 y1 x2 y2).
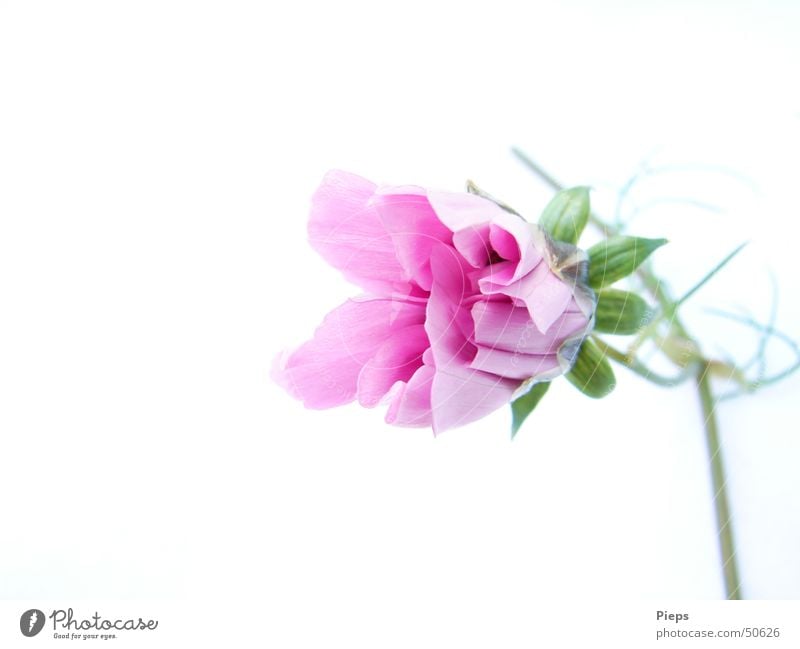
273 171 596 433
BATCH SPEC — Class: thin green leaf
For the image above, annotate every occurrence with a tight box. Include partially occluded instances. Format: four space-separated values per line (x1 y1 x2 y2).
511 382 550 438
673 242 748 308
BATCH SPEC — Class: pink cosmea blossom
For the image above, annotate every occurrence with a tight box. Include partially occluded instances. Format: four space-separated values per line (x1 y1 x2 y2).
272 171 595 433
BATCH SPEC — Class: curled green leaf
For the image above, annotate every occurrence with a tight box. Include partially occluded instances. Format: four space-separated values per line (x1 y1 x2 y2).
539 186 591 245
594 289 652 335
565 339 616 398
587 236 667 289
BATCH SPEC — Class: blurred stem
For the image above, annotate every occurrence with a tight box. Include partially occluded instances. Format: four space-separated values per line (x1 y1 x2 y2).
697 362 742 599
513 148 742 599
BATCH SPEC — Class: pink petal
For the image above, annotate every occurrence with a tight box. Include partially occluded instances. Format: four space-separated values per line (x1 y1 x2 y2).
471 299 589 355
452 224 492 268
477 260 517 287
424 244 477 369
308 170 408 294
369 189 452 291
421 347 435 366
272 297 425 409
469 346 559 380
426 190 512 231
524 269 575 333
428 190 542 290
357 324 428 407
425 245 518 433
385 364 435 427
430 369 519 433
489 223 521 262
481 261 573 334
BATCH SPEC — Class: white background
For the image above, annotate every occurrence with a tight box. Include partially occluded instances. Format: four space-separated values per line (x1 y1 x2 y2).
1 0 799 646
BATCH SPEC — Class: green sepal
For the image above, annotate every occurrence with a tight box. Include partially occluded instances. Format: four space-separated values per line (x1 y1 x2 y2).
538 186 591 245
594 289 652 335
587 236 667 289
565 339 616 398
510 382 550 438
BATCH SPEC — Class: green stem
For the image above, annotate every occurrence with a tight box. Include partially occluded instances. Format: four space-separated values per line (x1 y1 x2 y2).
696 362 742 599
513 148 743 599
591 336 694 387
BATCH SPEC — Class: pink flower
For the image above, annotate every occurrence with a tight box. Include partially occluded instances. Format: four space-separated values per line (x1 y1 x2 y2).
272 171 595 433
